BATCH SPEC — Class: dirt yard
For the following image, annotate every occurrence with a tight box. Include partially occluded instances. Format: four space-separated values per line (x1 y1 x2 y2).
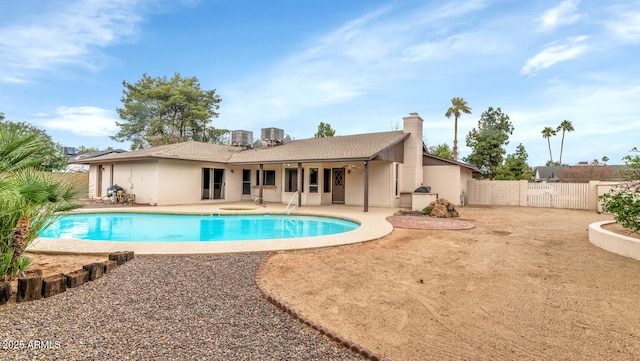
12 206 640 360
259 206 640 360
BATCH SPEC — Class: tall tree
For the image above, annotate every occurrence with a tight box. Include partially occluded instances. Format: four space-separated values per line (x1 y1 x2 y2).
464 107 514 180
0 112 68 171
112 73 225 149
445 97 472 161
541 126 557 164
314 122 336 138
556 119 574 165
494 143 533 180
428 143 454 160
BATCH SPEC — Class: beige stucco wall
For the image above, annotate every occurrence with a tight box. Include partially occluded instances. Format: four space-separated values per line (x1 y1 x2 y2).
423 165 461 205
117 161 159 205
88 165 98 198
343 160 395 207
88 161 160 204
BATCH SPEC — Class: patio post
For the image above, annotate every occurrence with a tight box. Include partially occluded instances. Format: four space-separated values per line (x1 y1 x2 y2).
259 163 264 205
297 162 302 207
364 160 369 212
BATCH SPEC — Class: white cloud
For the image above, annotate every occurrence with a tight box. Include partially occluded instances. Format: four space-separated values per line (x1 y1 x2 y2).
221 0 493 124
40 106 119 137
0 0 143 83
538 0 582 32
521 36 590 75
606 11 640 43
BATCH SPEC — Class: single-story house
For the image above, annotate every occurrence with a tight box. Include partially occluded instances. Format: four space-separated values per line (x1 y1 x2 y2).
73 113 479 211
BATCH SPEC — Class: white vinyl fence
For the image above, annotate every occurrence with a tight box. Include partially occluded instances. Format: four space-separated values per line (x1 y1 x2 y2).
466 179 620 210
527 182 589 209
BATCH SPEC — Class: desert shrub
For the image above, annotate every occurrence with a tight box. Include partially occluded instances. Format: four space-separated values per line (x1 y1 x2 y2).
599 180 640 234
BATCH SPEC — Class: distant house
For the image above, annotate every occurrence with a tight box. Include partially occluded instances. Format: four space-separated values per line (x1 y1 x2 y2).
66 149 127 172
534 165 627 183
71 113 480 211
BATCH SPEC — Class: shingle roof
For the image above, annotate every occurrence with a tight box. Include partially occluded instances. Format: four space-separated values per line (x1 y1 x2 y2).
73 141 235 164
74 131 409 165
229 131 408 164
423 152 482 173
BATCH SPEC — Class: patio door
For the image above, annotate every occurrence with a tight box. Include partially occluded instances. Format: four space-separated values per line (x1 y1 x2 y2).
202 168 225 200
332 168 345 204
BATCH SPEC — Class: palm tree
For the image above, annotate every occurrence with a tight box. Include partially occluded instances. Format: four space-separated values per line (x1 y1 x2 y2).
0 128 82 280
556 119 574 165
445 97 472 161
542 127 557 164
602 156 609 165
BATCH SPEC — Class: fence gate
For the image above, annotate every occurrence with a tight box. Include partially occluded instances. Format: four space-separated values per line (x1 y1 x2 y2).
527 183 589 209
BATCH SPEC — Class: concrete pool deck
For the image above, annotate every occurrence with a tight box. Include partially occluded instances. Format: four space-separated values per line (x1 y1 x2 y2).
27 202 398 255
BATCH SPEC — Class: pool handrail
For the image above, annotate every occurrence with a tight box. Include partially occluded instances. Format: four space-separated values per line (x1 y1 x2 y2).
285 191 298 215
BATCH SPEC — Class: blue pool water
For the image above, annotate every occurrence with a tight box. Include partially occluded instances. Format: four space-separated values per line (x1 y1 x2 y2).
39 213 360 242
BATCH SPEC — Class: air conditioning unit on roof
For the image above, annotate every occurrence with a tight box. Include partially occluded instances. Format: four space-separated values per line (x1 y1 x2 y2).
261 127 284 142
231 130 253 147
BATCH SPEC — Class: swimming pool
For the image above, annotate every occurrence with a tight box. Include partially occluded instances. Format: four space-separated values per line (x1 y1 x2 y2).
39 213 360 242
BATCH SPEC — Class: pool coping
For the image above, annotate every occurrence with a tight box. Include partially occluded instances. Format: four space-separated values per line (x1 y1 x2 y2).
27 202 397 255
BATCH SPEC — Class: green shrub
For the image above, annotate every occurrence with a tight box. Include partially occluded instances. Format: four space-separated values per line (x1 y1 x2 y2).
599 180 640 234
422 206 433 215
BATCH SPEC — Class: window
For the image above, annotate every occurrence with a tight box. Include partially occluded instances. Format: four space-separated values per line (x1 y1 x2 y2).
323 168 331 193
395 163 400 196
242 169 251 195
285 168 304 192
264 170 275 186
255 169 276 186
309 168 318 193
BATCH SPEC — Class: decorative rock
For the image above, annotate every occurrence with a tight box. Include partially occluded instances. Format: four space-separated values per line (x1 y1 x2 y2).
64 269 89 288
16 274 43 303
83 263 104 281
102 260 117 273
428 198 459 218
42 274 67 298
0 281 11 305
431 203 449 218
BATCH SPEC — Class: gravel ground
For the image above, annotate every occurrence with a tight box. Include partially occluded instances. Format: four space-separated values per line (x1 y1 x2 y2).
0 253 364 360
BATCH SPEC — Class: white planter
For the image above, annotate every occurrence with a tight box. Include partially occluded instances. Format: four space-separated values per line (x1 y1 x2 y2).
589 221 640 260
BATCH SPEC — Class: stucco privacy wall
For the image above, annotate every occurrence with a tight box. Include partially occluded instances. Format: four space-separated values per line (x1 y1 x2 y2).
466 179 618 210
466 180 526 206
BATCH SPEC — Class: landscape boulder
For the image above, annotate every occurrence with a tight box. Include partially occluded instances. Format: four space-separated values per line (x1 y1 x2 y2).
424 198 459 218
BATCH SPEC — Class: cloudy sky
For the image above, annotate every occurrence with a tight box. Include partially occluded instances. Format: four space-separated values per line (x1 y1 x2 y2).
1 0 638 166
